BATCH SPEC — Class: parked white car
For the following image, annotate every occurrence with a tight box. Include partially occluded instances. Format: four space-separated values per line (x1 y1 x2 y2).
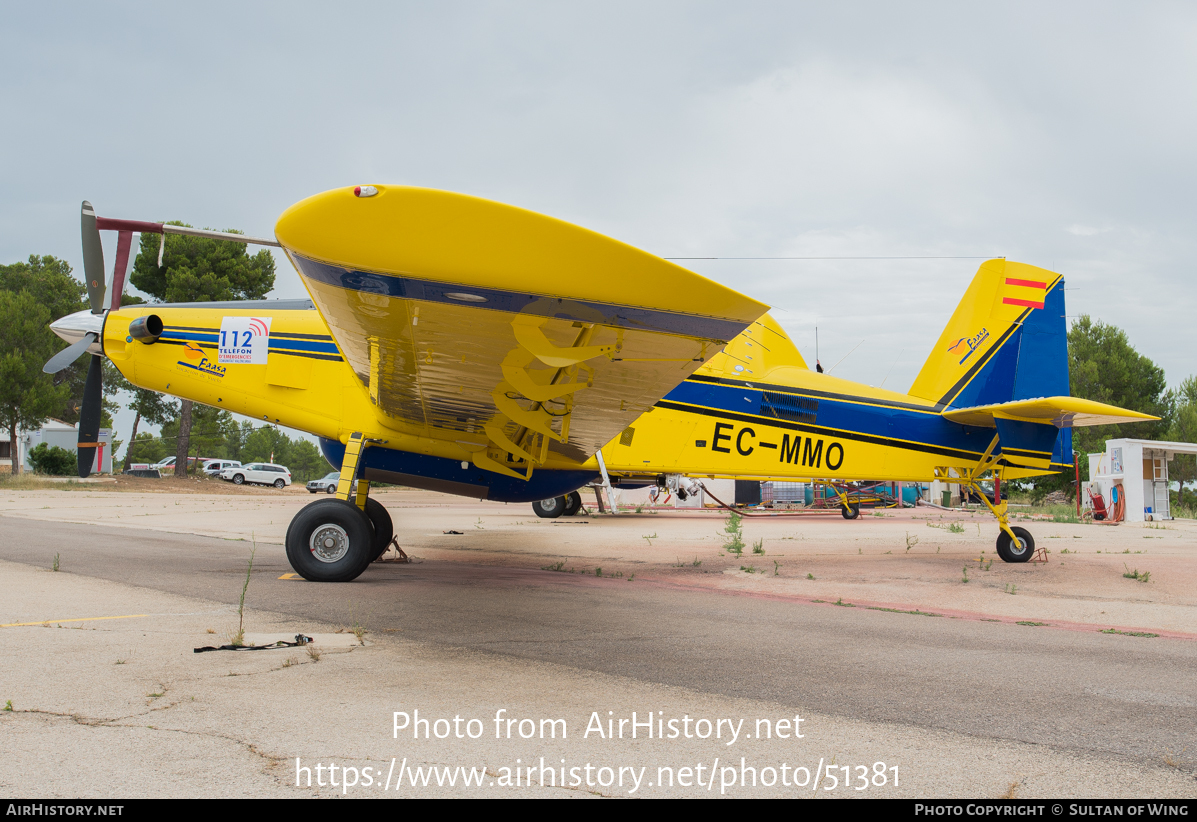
220 463 292 488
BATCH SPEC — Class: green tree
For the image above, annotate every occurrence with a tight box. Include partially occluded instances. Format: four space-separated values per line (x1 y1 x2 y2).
0 255 90 425
0 291 72 473
1168 376 1197 508
1068 316 1173 459
125 432 170 466
129 226 275 474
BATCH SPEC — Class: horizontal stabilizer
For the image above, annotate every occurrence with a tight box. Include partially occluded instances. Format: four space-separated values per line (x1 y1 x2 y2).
942 397 1158 429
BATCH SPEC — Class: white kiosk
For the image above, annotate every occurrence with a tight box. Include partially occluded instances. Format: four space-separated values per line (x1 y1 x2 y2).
1087 438 1197 522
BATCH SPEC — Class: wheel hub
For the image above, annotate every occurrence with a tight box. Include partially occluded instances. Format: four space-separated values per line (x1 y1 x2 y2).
310 523 350 563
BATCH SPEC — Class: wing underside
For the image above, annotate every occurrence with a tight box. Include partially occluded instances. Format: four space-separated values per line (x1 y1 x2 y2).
276 186 768 479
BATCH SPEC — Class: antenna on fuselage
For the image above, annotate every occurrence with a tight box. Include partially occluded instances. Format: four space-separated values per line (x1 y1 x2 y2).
815 327 823 373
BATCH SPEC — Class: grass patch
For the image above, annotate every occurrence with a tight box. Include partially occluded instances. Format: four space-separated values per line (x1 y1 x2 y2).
1016 621 1048 627
752 539 765 555
865 606 943 617
51 553 59 572
833 598 854 607
1101 628 1159 638
541 561 567 572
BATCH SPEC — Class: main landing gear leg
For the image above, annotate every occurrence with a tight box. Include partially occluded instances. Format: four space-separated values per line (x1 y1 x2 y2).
964 477 1035 563
284 432 392 582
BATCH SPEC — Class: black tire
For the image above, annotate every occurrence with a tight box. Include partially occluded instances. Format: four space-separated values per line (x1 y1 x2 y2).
841 502 860 519
274 478 286 489
285 499 375 582
308 489 317 494
232 473 245 485
563 491 582 516
532 496 566 519
996 526 1035 563
326 484 336 494
364 497 394 560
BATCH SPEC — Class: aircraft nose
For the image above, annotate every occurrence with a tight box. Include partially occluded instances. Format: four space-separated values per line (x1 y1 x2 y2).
50 309 105 355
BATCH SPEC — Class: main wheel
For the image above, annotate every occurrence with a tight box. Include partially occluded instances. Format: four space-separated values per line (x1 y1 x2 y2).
274 478 286 489
232 473 245 485
532 496 567 519
841 502 860 519
996 526 1035 563
285 499 375 582
563 491 582 516
364 497 394 560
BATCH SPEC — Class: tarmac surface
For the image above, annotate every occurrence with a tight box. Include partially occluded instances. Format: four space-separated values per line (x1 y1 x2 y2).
1 486 1195 798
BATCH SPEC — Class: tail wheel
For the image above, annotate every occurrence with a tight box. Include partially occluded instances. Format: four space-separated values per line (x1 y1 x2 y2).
841 502 860 519
533 496 566 519
996 526 1035 563
563 491 583 516
364 497 394 560
285 499 374 582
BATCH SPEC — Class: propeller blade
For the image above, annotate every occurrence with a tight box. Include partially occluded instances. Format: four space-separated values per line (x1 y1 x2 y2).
77 354 103 478
81 201 106 314
43 331 97 374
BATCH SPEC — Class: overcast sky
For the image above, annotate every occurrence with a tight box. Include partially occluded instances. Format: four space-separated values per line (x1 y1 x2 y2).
4 2 1195 448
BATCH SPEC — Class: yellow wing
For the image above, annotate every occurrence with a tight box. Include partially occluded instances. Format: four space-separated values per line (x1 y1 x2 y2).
275 186 768 478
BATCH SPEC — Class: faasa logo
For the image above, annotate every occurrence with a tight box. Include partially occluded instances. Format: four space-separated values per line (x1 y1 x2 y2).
177 355 227 378
182 342 205 360
947 327 990 365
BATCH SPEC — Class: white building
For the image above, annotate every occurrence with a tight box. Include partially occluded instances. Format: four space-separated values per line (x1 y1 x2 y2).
1087 438 1197 522
1 420 114 475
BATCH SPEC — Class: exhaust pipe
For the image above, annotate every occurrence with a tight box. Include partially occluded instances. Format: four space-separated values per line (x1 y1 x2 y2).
128 314 163 344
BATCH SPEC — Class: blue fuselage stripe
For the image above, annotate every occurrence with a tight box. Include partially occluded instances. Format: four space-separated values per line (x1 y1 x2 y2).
663 379 1006 459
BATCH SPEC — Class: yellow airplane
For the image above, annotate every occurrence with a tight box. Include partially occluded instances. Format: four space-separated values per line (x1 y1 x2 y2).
46 186 1155 581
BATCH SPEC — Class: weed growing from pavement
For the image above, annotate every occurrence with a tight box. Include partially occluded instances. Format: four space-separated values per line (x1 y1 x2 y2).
542 561 567 572
948 522 964 533
230 536 257 648
833 598 854 607
752 539 765 555
691 556 702 567
773 560 781 576
643 533 657 546
306 646 321 662
1005 583 1017 595
962 566 969 583
3 700 11 711
595 567 602 577
1123 565 1151 582
806 573 815 580
905 532 918 553
740 565 757 574
722 512 745 556
282 657 298 668
1016 621 1048 627
51 553 59 572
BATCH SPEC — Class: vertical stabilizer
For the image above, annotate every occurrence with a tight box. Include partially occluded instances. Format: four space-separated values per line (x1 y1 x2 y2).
909 259 1072 468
